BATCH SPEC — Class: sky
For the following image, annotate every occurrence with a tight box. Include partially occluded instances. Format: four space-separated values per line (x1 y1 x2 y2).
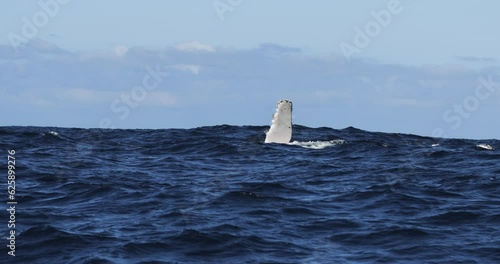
1 0 499 139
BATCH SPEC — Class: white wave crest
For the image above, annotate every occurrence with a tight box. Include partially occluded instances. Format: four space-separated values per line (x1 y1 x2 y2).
288 140 346 149
476 144 493 150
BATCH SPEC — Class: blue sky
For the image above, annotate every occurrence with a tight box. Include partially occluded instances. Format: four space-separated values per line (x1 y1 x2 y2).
1 0 500 139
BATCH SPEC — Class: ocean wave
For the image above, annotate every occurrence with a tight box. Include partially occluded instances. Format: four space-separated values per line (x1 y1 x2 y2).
2 125 499 263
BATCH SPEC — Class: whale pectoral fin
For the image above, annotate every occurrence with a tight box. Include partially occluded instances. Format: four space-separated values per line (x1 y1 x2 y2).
265 99 293 144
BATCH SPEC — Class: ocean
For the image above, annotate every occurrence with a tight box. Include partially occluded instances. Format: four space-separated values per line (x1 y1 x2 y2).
1 125 499 263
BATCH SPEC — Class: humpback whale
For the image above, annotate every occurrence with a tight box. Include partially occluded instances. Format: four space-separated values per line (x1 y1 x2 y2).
264 99 344 148
265 99 293 143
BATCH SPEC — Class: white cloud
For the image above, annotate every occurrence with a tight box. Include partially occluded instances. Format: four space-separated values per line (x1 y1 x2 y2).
57 88 118 104
55 88 175 107
386 97 419 107
172 64 201 74
375 75 399 94
359 76 371 83
379 97 441 108
418 80 449 89
175 41 215 53
78 45 129 60
421 64 472 77
1 90 53 107
144 92 176 106
112 45 128 57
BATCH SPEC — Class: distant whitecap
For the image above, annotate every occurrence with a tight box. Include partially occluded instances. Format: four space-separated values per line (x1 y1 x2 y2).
476 144 493 150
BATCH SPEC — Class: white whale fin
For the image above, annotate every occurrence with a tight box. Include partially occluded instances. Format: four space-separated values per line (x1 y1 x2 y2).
265 99 293 143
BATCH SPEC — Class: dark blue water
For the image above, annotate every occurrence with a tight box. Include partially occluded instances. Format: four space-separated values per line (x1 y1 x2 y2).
1 125 499 263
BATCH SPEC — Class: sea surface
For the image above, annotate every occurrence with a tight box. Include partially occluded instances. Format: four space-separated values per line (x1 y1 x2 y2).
1 125 499 264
